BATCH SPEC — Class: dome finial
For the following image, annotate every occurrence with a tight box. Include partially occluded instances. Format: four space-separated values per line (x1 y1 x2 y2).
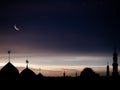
8 50 11 62
26 60 29 68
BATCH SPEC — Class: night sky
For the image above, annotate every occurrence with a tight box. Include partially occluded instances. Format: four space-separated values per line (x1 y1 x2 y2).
0 0 119 72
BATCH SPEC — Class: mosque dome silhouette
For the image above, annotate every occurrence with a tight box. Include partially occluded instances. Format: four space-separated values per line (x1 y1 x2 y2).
0 62 19 80
80 67 99 79
19 60 36 80
37 68 44 79
37 72 44 77
37 72 44 80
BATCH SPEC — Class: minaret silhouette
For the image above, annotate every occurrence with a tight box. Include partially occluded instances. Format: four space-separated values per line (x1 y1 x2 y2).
106 61 109 77
112 48 118 77
75 72 77 77
63 71 66 77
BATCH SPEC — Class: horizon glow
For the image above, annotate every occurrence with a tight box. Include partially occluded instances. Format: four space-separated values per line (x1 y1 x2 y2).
0 53 120 76
0 53 117 69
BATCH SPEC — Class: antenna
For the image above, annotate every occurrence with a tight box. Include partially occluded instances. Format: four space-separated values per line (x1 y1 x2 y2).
8 50 11 62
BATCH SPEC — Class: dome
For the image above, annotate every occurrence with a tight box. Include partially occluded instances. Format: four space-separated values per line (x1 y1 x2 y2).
37 73 43 77
0 62 19 80
37 72 44 79
19 67 36 80
80 67 99 79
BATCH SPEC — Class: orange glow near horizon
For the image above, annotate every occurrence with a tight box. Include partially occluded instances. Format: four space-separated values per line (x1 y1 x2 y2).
0 52 119 76
0 61 113 77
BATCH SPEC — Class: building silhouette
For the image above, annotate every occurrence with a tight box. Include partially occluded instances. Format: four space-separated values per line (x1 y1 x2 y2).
0 50 19 80
0 50 120 84
37 68 44 79
19 60 37 80
63 71 66 77
75 72 78 77
112 48 119 77
0 61 19 80
80 67 99 79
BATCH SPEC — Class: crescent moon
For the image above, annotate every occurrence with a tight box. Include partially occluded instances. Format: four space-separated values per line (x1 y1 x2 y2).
14 25 20 31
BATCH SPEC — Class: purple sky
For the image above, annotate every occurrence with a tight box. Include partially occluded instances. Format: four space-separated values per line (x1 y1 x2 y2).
0 0 119 72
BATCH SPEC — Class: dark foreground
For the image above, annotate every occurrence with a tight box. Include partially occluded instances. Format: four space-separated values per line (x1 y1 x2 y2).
0 77 120 89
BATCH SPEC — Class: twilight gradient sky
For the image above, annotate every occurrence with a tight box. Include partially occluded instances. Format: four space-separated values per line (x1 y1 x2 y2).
0 0 119 72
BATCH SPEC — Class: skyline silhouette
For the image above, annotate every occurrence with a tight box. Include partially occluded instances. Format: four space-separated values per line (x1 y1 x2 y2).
0 0 119 80
0 49 120 77
0 50 120 89
0 50 120 80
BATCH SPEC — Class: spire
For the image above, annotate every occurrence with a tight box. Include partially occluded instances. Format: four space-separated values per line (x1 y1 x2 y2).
106 61 109 77
26 60 29 68
112 47 118 77
75 72 77 77
63 72 65 77
8 50 11 62
63 70 66 77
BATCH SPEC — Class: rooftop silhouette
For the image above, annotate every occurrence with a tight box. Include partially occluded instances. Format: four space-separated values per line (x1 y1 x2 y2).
0 50 120 88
